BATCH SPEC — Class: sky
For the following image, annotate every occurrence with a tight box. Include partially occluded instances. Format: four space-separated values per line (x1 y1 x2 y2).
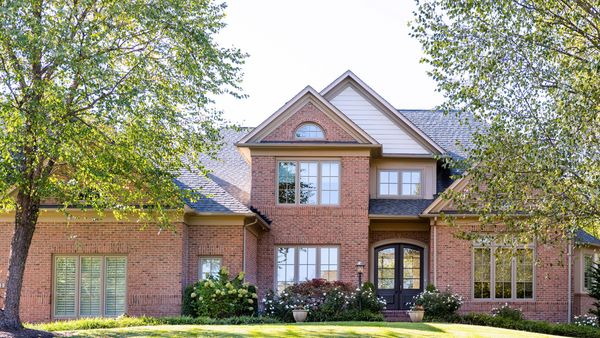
213 0 443 127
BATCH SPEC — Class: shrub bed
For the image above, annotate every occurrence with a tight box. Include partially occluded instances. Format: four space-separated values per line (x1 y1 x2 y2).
183 268 258 318
262 279 385 322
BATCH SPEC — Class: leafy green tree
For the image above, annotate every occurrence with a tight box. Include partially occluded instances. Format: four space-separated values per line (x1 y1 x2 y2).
411 0 599 244
587 263 600 325
0 0 245 330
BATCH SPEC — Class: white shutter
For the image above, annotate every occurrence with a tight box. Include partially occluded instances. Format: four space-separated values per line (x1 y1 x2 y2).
79 257 102 316
104 257 127 316
54 256 77 317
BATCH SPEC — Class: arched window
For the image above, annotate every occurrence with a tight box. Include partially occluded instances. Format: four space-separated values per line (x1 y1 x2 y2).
295 123 324 139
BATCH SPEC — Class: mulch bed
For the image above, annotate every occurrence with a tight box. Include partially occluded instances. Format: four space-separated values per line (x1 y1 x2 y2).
0 329 54 338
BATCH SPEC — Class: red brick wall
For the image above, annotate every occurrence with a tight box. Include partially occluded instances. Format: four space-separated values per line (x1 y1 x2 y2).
186 225 244 285
262 102 357 143
0 221 185 323
574 293 594 316
251 155 370 294
434 224 570 322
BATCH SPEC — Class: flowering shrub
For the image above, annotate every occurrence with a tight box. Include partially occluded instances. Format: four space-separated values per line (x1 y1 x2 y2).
262 279 385 322
491 303 523 321
411 286 463 319
185 268 258 318
574 314 598 327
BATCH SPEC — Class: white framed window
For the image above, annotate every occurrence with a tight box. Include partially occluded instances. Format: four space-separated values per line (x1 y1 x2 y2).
472 245 534 300
295 123 325 139
278 160 340 205
54 255 127 318
378 170 422 197
199 257 222 280
276 246 339 293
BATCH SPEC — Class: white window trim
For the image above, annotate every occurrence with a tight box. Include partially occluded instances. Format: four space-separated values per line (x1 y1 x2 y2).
376 169 423 199
471 244 535 301
53 255 128 319
274 246 340 291
294 123 325 140
582 252 599 292
276 159 341 206
198 256 223 280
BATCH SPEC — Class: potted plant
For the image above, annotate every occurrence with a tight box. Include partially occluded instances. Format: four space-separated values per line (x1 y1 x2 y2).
292 305 309 323
407 304 425 322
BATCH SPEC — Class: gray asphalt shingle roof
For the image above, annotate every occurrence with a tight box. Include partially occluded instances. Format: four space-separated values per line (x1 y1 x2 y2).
177 129 252 214
399 110 478 160
369 199 434 216
575 229 600 247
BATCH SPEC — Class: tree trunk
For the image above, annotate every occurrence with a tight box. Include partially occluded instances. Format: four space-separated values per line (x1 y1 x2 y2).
0 192 40 331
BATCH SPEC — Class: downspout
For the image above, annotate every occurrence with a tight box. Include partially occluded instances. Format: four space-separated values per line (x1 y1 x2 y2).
243 218 258 280
568 240 573 323
433 216 438 287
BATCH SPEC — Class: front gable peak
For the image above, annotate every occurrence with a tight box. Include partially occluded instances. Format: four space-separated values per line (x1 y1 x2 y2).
321 71 445 155
238 86 378 145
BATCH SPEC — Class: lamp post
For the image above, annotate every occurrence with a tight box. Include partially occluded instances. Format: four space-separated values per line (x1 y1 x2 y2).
356 261 365 287
356 261 365 311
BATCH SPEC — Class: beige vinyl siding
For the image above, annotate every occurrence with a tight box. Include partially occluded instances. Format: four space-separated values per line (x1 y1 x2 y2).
329 86 429 155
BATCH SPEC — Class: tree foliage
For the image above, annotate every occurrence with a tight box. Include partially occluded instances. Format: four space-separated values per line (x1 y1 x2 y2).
412 0 600 243
0 0 245 223
0 0 245 329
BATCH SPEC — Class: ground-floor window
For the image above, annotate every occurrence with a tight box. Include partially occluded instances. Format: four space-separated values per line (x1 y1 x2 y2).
473 246 534 300
199 257 222 280
276 246 339 292
54 255 127 318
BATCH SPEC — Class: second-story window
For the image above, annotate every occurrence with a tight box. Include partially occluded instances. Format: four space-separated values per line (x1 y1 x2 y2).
378 170 422 197
278 160 340 205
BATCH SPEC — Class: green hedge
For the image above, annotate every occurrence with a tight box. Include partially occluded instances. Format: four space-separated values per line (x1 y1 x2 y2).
27 315 281 332
427 313 600 338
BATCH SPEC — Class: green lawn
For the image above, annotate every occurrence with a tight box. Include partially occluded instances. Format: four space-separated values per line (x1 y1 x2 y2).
57 322 565 337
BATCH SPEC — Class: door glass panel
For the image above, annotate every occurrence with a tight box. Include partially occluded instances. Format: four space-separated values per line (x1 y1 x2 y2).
377 248 395 289
403 248 421 289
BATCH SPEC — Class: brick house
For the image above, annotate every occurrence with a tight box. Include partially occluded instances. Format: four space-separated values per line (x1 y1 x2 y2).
1 71 597 323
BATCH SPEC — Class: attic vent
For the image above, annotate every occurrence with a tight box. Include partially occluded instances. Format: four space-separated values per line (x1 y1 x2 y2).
295 123 324 139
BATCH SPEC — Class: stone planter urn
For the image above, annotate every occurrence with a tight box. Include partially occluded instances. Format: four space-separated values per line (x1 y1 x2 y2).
408 305 425 322
292 309 309 322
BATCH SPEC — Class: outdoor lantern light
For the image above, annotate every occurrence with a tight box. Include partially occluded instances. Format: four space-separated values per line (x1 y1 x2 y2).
356 261 365 286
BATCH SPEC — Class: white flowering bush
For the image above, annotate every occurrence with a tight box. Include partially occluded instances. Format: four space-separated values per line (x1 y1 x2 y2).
491 303 523 321
411 285 463 319
184 268 258 318
574 314 598 327
263 279 385 322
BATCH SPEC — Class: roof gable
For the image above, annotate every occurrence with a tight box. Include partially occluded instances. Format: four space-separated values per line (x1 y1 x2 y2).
238 86 378 145
321 71 445 155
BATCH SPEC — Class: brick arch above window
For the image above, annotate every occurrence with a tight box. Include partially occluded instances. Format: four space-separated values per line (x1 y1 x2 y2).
262 102 358 143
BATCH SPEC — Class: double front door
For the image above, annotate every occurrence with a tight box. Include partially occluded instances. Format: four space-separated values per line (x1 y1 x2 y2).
374 244 424 310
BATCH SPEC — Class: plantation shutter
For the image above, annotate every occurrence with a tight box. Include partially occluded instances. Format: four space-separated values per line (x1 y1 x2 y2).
79 257 102 316
54 256 77 317
104 257 127 316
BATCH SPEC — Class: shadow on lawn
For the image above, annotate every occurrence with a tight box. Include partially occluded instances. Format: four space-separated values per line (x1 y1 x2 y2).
62 323 447 338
